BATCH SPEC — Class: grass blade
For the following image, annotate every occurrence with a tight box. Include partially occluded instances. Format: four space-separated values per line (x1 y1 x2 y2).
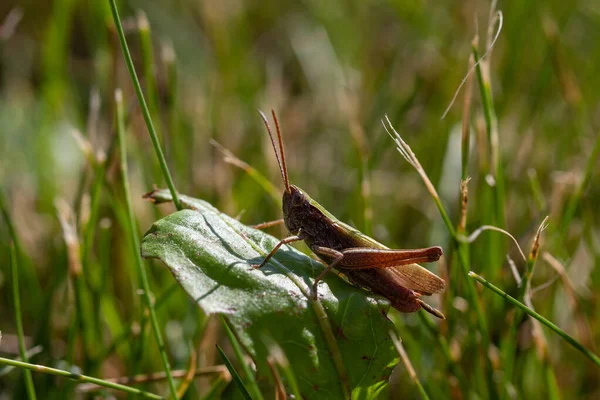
418 313 468 395
266 341 302 400
216 344 253 400
108 0 182 211
0 357 163 399
390 331 430 400
469 271 600 367
10 242 37 400
210 140 281 206
115 89 178 399
220 317 264 400
385 117 496 398
560 131 600 234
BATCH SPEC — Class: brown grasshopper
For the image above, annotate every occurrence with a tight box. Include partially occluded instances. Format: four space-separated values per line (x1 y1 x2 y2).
252 110 446 319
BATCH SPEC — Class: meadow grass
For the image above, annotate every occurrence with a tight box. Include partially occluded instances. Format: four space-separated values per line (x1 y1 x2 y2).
1 1 599 399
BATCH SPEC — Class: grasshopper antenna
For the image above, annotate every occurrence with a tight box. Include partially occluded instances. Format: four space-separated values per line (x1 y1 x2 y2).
258 109 291 193
270 110 290 193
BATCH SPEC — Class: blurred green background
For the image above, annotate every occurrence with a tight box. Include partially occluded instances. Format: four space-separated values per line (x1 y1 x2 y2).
1 0 599 399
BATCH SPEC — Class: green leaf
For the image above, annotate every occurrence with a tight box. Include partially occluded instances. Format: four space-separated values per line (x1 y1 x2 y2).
141 190 399 399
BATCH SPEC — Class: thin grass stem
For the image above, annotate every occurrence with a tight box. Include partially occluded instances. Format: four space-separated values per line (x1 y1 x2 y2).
210 139 281 206
220 317 265 400
469 271 600 367
461 53 475 181
267 341 303 400
472 32 505 228
199 374 229 400
418 313 468 395
10 242 37 400
0 357 163 399
77 365 226 393
504 217 553 397
0 193 43 310
560 131 600 234
384 117 496 398
108 0 182 210
216 344 252 400
115 89 178 399
390 331 430 400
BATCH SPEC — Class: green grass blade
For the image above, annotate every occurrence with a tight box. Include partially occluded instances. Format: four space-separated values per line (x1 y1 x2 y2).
469 271 600 367
108 0 182 211
560 131 600 234
115 89 178 399
418 313 468 395
210 139 281 206
267 343 302 400
0 193 43 311
220 317 264 400
216 344 253 400
200 374 229 400
390 331 430 400
0 357 163 399
385 117 496 398
10 242 37 400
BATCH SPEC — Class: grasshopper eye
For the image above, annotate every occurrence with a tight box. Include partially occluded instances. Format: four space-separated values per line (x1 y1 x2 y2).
292 190 304 206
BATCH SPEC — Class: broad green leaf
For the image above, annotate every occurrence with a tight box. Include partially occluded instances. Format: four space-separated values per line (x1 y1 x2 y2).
141 190 399 399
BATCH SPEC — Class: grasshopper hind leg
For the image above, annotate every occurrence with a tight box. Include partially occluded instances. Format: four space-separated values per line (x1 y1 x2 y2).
416 299 445 319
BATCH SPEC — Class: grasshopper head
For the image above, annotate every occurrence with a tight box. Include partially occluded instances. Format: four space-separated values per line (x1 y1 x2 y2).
282 185 309 233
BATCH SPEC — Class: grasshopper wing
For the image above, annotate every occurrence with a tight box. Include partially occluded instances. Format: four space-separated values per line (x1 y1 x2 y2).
383 263 446 296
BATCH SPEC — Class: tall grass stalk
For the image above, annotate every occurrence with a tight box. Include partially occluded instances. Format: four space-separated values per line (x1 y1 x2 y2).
523 219 560 398
267 341 303 400
221 317 265 400
384 117 497 398
115 89 178 399
502 217 554 396
55 200 96 369
10 242 37 400
79 149 113 368
0 194 42 311
472 48 504 280
390 331 430 400
560 132 600 234
469 271 600 367
108 0 182 211
211 139 281 205
216 344 253 400
81 150 110 264
500 217 548 396
461 52 475 182
418 313 468 395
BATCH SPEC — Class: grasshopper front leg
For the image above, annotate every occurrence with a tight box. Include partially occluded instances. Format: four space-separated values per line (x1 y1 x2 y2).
251 219 284 230
251 230 305 269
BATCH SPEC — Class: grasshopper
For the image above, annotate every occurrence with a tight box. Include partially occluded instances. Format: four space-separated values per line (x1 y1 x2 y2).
252 110 446 319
